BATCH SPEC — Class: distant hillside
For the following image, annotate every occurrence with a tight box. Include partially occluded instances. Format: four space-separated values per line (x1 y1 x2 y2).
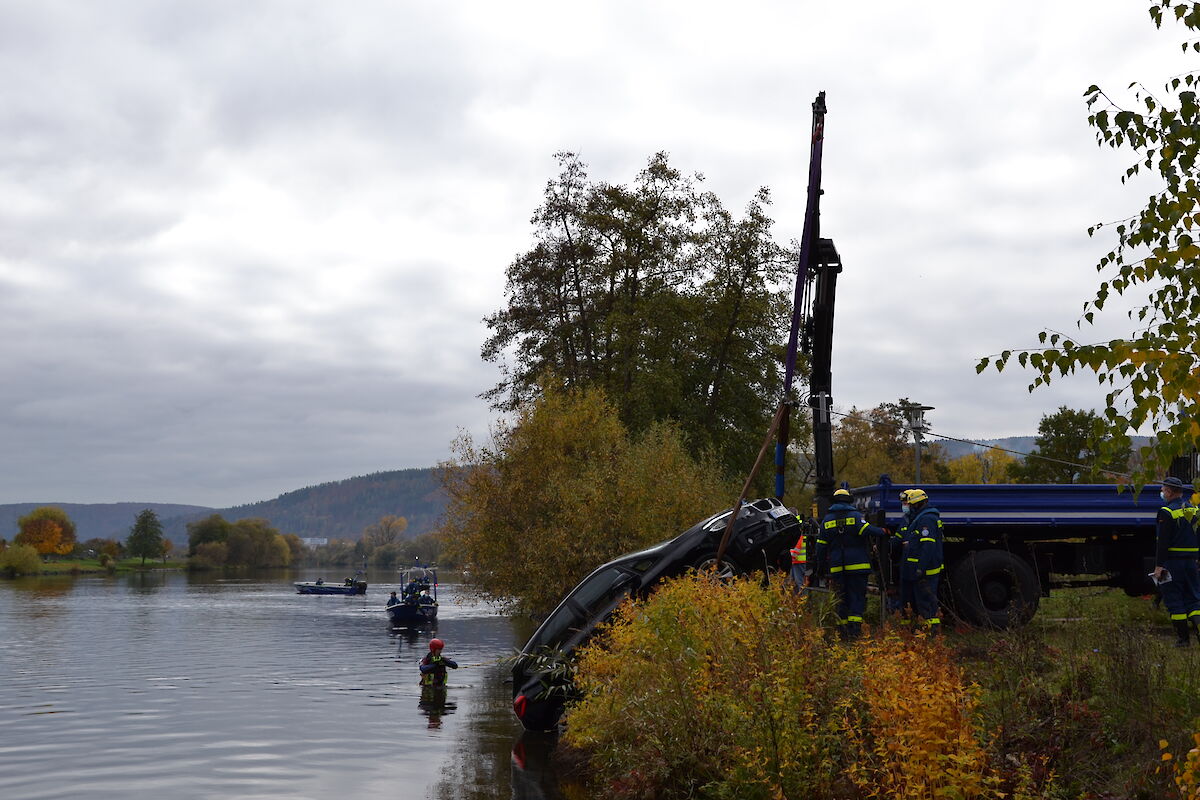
937 435 1153 462
0 502 213 544
936 436 1037 461
0 468 448 548
161 468 446 545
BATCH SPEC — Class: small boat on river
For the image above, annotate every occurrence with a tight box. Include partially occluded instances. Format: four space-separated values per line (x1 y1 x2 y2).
295 573 367 595
386 566 438 625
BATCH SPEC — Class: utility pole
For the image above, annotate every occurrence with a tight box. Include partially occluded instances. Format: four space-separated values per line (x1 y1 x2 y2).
901 402 934 483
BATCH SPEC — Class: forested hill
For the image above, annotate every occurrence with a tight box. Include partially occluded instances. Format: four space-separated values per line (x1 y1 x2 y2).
0 468 448 547
160 468 447 545
0 502 213 545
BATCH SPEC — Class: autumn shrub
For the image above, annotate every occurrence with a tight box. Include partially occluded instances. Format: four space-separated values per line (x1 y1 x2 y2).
189 541 229 569
843 633 1040 800
1163 733 1200 799
0 544 43 576
564 573 1039 800
438 384 733 613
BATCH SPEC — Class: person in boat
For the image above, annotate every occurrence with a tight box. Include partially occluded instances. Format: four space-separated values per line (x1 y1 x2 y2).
345 577 354 587
419 638 458 687
403 578 421 599
386 591 401 607
315 578 324 586
417 589 435 606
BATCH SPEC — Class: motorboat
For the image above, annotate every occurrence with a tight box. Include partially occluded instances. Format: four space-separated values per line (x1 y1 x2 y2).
295 573 367 595
386 566 438 625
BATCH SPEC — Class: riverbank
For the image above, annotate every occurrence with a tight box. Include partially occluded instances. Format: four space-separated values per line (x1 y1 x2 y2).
558 574 1200 799
20 558 188 576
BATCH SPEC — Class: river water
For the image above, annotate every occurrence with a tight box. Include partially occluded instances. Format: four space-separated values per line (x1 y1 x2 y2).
0 569 581 800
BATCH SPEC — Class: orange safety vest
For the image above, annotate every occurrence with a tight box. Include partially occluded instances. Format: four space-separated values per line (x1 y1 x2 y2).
790 533 807 566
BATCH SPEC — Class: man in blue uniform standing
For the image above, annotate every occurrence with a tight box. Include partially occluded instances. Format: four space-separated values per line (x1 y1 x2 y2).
1153 476 1200 647
888 489 915 616
815 488 888 640
904 489 944 635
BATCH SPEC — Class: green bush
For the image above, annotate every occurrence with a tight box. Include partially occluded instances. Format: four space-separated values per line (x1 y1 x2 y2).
0 544 43 576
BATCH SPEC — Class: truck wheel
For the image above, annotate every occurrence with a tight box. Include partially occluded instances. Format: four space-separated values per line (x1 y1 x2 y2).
949 549 1040 629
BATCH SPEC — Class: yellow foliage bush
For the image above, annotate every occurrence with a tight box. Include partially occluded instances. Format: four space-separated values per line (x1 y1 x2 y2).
565 573 1045 800
437 384 732 613
0 544 43 576
846 635 999 800
1162 734 1200 799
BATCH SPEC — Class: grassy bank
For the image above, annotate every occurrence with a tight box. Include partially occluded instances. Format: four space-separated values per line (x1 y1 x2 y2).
954 586 1200 798
559 574 1200 799
29 558 187 575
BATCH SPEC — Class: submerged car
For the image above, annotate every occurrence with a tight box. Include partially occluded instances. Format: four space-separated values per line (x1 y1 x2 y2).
511 497 802 732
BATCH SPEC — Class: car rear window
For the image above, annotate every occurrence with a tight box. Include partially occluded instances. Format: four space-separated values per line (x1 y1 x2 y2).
569 566 630 610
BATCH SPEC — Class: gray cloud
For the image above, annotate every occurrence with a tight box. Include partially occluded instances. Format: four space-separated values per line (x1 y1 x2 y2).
0 0 1185 504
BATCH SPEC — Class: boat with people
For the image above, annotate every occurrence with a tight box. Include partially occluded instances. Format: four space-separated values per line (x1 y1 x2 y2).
295 573 367 595
386 566 438 625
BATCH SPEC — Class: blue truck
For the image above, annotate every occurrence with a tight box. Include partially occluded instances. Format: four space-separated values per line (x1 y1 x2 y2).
849 475 1163 628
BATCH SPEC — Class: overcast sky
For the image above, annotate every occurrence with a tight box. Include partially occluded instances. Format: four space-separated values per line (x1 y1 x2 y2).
0 1 1189 506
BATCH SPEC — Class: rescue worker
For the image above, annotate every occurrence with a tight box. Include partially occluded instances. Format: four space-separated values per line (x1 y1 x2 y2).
904 489 944 634
1153 476 1200 647
386 591 401 607
888 489 915 616
419 638 459 687
814 487 888 639
789 509 810 594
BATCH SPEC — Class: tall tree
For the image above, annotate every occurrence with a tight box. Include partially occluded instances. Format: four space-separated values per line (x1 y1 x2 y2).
945 448 1019 484
437 384 733 614
225 518 290 568
1008 406 1131 483
14 506 76 556
483 152 793 473
829 401 949 488
979 2 1200 484
126 509 165 566
363 515 408 550
187 514 232 555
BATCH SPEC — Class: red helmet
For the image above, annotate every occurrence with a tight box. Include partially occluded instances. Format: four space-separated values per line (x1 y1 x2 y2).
429 638 444 651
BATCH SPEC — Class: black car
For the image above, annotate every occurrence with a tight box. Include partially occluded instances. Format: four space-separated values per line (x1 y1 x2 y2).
511 496 802 732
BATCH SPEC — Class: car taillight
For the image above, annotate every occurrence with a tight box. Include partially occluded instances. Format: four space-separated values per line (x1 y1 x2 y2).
513 694 528 719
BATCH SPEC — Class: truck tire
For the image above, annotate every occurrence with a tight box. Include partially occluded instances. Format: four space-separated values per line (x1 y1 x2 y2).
949 549 1040 629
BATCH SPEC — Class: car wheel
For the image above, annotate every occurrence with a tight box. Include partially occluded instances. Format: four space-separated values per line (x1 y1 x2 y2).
690 551 741 578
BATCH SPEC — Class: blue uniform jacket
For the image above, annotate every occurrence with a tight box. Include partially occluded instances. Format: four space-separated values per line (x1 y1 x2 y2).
1156 496 1199 566
815 502 887 574
891 510 913 566
903 506 944 580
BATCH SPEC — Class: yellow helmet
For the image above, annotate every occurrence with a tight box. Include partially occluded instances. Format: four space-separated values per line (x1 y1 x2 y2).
833 488 851 499
907 488 928 504
899 489 913 502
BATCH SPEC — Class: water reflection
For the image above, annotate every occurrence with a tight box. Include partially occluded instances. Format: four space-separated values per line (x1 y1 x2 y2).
511 732 565 800
126 570 168 593
6 574 75 599
418 686 458 729
0 569 590 799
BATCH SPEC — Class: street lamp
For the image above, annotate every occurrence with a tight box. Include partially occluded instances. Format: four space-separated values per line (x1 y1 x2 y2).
901 403 935 483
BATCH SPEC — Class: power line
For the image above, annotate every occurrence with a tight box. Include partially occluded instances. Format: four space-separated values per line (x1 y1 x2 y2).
825 407 1132 480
